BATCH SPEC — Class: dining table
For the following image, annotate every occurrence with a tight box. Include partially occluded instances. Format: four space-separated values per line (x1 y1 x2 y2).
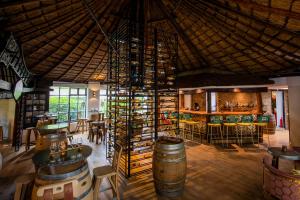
267 147 300 169
91 121 105 144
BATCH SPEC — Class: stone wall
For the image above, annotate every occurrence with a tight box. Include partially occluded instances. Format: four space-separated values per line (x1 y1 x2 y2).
261 91 272 114
217 92 257 111
191 93 206 111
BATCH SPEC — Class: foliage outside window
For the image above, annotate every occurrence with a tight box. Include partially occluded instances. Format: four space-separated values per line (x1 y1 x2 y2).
49 87 87 122
99 89 107 116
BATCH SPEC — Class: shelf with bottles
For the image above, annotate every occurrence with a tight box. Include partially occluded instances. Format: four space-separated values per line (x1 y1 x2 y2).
22 91 49 128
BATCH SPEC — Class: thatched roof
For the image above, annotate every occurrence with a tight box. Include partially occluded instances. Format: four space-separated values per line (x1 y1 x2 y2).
0 0 299 85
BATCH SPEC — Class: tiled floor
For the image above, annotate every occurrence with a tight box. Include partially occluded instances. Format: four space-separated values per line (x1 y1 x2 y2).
0 129 290 199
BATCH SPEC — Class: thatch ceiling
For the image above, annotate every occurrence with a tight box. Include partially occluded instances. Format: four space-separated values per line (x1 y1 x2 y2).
0 0 300 85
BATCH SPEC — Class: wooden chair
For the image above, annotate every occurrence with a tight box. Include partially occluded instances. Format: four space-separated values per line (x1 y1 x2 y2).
75 118 88 134
93 142 122 200
14 174 34 200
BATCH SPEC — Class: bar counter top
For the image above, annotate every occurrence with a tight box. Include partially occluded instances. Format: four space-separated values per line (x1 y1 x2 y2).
179 110 261 115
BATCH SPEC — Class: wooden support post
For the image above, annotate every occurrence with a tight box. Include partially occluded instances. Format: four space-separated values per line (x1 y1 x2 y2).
207 92 212 114
256 92 263 114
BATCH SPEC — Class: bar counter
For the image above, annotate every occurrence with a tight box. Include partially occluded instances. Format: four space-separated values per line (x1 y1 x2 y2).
179 110 260 115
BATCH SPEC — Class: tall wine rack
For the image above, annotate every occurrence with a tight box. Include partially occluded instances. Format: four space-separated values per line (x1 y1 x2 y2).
106 21 179 177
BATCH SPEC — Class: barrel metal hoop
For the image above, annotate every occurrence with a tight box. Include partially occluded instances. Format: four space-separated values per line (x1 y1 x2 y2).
154 178 186 185
154 150 186 155
74 184 92 200
156 144 184 151
37 164 88 181
78 171 90 182
153 157 186 163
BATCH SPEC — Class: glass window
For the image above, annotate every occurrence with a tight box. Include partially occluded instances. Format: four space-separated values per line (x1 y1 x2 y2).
49 87 87 122
79 88 86 95
60 87 69 95
70 88 78 95
211 92 217 112
99 88 107 116
50 87 59 96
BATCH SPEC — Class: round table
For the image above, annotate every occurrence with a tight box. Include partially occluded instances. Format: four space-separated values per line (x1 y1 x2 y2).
267 147 300 168
38 123 69 135
32 145 92 167
91 121 105 144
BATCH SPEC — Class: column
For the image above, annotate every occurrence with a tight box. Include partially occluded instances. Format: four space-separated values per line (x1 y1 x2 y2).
287 77 300 147
88 82 100 119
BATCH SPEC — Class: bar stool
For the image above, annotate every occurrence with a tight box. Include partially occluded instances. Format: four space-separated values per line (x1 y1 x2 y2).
25 127 37 151
93 142 122 200
193 121 206 143
223 116 238 147
207 116 223 145
237 115 254 146
179 120 187 139
87 120 94 140
75 118 88 134
254 115 269 148
184 121 199 141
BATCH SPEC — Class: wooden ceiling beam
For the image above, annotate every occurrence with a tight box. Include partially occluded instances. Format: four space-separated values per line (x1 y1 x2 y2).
73 15 122 82
183 0 272 74
192 0 299 68
38 1 115 78
88 52 108 81
20 9 88 44
179 17 243 73
229 0 300 20
156 0 209 68
6 0 83 30
177 68 235 77
29 15 93 70
199 0 300 50
26 2 106 69
57 31 104 81
147 17 167 23
182 1 252 74
25 13 87 57
200 0 299 36
177 73 274 88
72 39 106 81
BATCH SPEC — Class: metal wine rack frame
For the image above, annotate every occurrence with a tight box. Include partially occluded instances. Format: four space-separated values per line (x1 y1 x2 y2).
106 20 179 177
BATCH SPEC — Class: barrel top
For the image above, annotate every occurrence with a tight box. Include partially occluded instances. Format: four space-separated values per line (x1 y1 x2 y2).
157 136 184 145
32 145 92 167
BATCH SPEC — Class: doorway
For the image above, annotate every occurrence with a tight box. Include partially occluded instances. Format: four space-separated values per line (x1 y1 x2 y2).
271 90 286 128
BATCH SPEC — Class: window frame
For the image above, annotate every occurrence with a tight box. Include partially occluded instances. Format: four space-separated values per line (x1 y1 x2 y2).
49 87 87 122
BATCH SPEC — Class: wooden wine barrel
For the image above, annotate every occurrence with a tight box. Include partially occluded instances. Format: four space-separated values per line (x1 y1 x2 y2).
36 133 68 151
32 163 93 200
153 136 186 197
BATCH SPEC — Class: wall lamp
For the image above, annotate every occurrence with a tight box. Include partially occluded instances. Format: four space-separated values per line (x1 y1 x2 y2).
92 91 96 97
